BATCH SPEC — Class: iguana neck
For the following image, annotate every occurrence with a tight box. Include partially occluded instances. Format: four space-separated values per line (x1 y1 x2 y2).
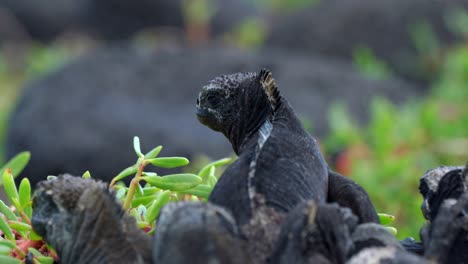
225 111 271 155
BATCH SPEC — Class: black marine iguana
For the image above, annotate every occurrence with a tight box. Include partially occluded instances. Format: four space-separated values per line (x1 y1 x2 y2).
196 69 378 235
153 202 250 264
31 175 152 264
197 69 378 224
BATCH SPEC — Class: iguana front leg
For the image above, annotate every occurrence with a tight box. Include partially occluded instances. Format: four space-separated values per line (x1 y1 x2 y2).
327 171 379 223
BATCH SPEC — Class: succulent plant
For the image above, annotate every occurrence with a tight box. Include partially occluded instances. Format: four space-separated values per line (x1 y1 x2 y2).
0 137 232 263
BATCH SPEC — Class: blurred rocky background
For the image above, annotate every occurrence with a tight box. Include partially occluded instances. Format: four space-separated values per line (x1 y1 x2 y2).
0 0 467 239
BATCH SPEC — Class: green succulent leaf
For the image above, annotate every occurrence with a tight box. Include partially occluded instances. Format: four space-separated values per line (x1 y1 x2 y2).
208 173 217 187
0 201 17 221
37 256 55 264
0 240 15 249
0 152 31 185
145 190 170 223
116 188 126 200
46 176 57 181
144 146 163 159
18 178 31 210
129 208 138 219
386 226 398 236
29 230 42 241
24 206 32 219
178 184 213 199
198 158 232 180
0 255 21 264
133 136 144 158
136 184 145 197
82 171 91 179
140 186 159 196
29 248 54 264
27 247 43 257
137 221 151 229
378 213 395 225
0 245 11 255
0 215 15 240
8 220 31 231
113 165 138 183
2 169 20 209
137 205 147 219
147 157 190 169
142 174 202 191
199 165 214 183
131 194 158 208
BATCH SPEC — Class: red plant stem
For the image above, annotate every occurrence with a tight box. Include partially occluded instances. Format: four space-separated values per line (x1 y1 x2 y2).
20 211 31 225
12 243 26 259
123 161 145 210
17 239 42 255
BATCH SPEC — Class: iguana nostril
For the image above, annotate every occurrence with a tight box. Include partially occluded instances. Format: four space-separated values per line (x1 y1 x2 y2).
196 98 200 106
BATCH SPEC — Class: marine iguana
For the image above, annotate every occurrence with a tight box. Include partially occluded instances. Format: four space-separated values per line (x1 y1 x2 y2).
270 201 358 264
31 175 152 264
153 202 249 264
269 201 425 264
196 69 378 244
419 165 468 264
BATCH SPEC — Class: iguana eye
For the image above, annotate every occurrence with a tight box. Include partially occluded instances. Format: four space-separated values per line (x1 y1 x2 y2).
207 94 221 106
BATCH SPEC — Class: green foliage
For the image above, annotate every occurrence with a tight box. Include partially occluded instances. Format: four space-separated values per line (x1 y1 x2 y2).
0 168 53 263
182 0 216 25
324 45 468 239
223 17 267 49
353 46 392 80
409 21 440 55
256 0 319 12
0 152 30 185
111 136 232 232
23 45 71 77
0 43 75 164
0 137 233 262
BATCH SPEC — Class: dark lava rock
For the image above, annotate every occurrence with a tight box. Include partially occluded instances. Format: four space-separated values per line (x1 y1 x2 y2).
351 223 402 253
270 201 358 264
347 247 426 264
347 223 426 264
419 165 468 264
153 202 249 264
269 202 421 264
419 165 466 221
0 0 257 41
6 46 422 186
0 0 88 41
86 0 258 40
31 175 152 264
424 193 468 264
400 237 424 255
267 0 468 82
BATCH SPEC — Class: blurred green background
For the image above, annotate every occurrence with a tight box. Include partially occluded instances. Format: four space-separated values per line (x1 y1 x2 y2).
0 0 467 240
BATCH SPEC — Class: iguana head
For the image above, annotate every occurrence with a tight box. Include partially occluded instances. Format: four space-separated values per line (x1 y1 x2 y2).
196 70 277 154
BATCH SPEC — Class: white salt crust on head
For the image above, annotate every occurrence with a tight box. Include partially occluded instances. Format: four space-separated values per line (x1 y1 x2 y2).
204 72 257 90
421 166 464 192
347 247 396 264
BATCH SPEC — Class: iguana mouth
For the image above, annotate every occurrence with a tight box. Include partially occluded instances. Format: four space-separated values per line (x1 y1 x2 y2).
196 107 221 131
196 107 210 123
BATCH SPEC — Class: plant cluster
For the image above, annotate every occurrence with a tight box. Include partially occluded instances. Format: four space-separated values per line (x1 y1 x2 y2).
0 137 232 263
0 136 399 263
324 45 468 239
